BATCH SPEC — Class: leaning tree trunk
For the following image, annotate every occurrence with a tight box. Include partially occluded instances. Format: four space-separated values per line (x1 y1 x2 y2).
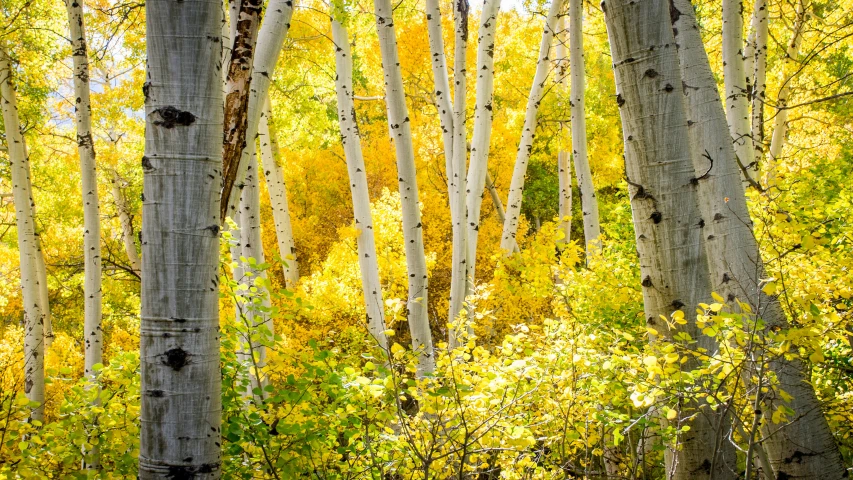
722 0 757 182
110 171 142 274
602 1 731 477
220 0 262 223
139 0 223 476
554 16 572 244
499 0 564 252
373 0 435 376
749 0 769 170
332 18 390 351
258 99 299 287
221 0 294 221
465 0 501 287
568 0 601 253
447 0 470 347
65 0 103 389
0 48 45 422
766 0 807 186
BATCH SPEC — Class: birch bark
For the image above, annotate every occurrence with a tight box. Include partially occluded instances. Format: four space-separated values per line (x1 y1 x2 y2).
373 0 434 376
332 18 389 351
424 0 455 192
65 0 103 387
139 0 223 475
749 0 768 168
602 1 726 477
465 0 501 286
500 0 564 252
0 48 45 422
554 16 572 244
568 0 601 252
722 0 757 181
110 171 142 274
222 0 294 220
258 99 299 287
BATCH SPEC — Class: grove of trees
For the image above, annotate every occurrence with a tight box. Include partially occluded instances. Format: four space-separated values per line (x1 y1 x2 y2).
0 0 851 477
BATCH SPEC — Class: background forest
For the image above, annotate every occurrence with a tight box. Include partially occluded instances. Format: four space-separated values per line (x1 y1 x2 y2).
0 0 852 477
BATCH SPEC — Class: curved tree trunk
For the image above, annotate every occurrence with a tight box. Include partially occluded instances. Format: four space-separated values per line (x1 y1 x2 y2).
568 0 601 253
722 0 757 182
258 99 299 287
602 2 726 477
1 48 45 422
139 0 223 476
554 16 572 244
332 18 389 351
110 171 142 274
222 0 294 221
499 0 564 252
465 0 501 287
373 0 435 376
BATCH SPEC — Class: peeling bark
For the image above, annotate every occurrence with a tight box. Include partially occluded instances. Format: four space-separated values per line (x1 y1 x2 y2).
110 171 142 274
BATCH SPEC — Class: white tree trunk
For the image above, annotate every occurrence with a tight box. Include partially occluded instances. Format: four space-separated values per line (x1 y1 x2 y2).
766 0 807 186
373 0 435 376
110 171 142 274
555 16 572 244
425 0 455 193
139 0 223 476
672 1 845 477
33 233 52 347
332 18 390 351
485 171 505 223
603 2 723 477
448 0 470 347
0 49 45 422
722 0 757 181
465 0 501 286
499 0 564 252
222 0 294 220
749 0 768 169
258 99 299 287
568 0 601 253
65 0 103 386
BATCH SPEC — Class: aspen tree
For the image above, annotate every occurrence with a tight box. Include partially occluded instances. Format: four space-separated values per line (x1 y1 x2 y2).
424 0 455 193
465 0 501 286
332 17 389 351
373 0 434 376
258 99 299 287
0 48 45 422
602 1 728 476
722 0 756 181
568 0 600 252
500 0 564 252
139 0 223 475
554 16 572 244
749 0 769 168
65 0 103 389
110 171 142 274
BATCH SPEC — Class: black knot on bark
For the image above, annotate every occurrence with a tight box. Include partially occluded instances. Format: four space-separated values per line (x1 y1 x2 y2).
642 276 653 287
163 348 190 371
650 211 662 224
167 463 219 479
152 106 196 128
671 299 685 309
616 93 625 107
643 69 659 78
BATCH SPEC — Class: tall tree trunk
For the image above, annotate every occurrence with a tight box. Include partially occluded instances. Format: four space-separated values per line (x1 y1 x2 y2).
448 0 470 347
110 171 142 274
373 0 435 376
33 233 52 347
258 99 299 287
722 0 757 182
568 0 601 253
766 0 807 186
749 0 769 169
0 48 45 422
220 0 262 223
485 171 505 223
465 0 501 287
65 0 103 388
139 0 223 476
221 0 294 221
424 0 455 195
602 1 726 477
332 18 390 351
499 0 564 252
554 16 572 244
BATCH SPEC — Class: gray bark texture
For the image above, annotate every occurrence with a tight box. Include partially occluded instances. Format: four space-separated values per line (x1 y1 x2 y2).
110 171 142 274
139 0 223 476
0 48 45 422
554 16 572 244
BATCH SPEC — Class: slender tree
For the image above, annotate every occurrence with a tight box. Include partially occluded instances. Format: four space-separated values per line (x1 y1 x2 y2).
331 17 389 350
554 16 572 243
568 0 600 252
749 0 769 169
722 0 757 181
258 99 299 287
139 0 223 475
110 171 142 274
603 1 733 476
424 0 455 195
0 48 45 422
500 0 564 252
